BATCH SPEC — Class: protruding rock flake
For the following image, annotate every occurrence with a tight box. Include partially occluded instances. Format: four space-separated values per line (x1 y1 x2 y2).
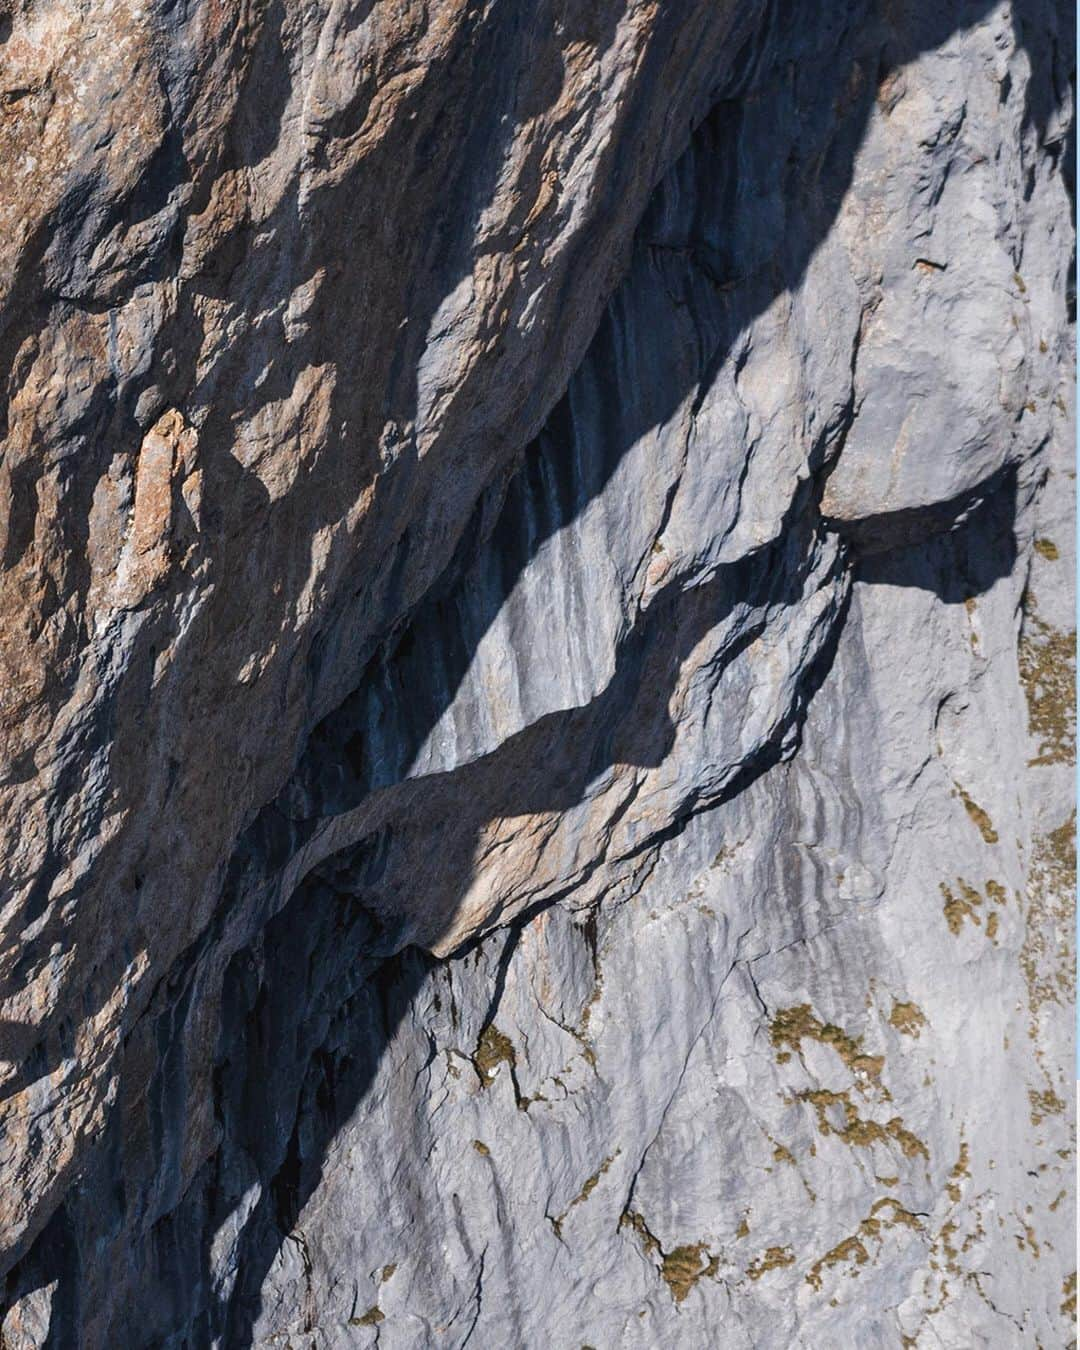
0 0 1073 1346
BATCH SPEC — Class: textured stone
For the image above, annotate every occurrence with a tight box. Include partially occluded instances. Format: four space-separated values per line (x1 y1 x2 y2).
0 0 1074 1346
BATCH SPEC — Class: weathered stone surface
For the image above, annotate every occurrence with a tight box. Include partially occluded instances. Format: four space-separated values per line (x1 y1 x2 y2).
0 0 1074 1346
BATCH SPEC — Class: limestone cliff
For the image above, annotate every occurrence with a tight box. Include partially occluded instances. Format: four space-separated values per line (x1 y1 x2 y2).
0 0 1074 1345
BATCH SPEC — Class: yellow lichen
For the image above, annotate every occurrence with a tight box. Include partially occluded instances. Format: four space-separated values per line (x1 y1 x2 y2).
620 1211 716 1302
1020 814 1076 1028
1015 1213 1041 1259
888 1001 928 1037
770 1004 884 1082
661 1244 718 1302
1028 1088 1066 1126
553 1150 620 1234
956 785 999 844
747 1246 796 1281
474 1023 515 1084
619 1209 660 1257
797 1088 928 1159
1018 609 1076 767
806 1235 869 1290
807 1199 923 1291
941 877 1010 941
946 1143 970 1203
576 1152 618 1204
940 880 984 934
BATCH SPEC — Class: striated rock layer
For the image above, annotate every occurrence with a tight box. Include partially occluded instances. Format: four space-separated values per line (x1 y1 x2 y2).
0 0 1074 1345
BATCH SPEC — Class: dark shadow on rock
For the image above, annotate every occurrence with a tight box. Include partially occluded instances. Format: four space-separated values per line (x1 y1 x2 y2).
212 488 845 1346
1 0 1061 1342
852 464 1019 600
0 0 676 1121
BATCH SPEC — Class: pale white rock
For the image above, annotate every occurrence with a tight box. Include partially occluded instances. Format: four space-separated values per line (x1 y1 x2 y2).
0 0 1073 1346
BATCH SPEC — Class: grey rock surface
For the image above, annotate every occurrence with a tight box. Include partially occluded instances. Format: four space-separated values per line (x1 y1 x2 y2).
0 0 1074 1346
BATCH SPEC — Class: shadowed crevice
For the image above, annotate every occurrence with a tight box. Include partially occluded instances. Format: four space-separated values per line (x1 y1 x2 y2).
1 0 1064 1342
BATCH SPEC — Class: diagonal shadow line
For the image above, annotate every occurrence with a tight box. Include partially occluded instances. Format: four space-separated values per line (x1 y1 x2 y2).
210 443 1024 1342
2 0 1065 1341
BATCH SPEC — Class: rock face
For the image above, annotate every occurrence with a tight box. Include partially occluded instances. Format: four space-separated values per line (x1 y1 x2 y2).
0 0 1074 1345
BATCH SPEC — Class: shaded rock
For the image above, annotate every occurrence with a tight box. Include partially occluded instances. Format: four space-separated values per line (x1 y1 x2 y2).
0 0 1073 1346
